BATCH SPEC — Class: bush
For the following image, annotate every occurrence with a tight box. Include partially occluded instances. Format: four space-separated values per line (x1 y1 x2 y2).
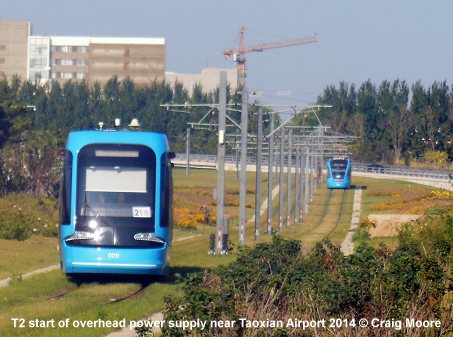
0 204 32 240
0 193 58 240
157 212 452 337
173 206 217 229
422 150 448 164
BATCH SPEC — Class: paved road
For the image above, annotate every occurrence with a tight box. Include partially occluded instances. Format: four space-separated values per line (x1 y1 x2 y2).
0 264 60 288
340 187 363 256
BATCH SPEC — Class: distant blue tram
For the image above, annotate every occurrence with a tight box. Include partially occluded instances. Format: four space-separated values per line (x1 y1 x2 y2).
326 157 352 189
59 129 173 277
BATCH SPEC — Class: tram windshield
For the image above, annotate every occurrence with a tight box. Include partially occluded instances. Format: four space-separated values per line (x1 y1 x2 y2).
331 159 348 178
74 144 157 247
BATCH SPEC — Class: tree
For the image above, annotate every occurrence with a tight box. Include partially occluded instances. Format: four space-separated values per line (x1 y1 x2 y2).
358 80 391 162
378 80 410 164
0 128 61 197
317 82 356 133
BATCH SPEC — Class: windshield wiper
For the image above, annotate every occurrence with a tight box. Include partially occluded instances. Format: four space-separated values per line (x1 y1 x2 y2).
83 191 111 226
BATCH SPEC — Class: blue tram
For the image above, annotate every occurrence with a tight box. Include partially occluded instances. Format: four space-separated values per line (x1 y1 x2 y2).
59 129 173 276
326 157 352 189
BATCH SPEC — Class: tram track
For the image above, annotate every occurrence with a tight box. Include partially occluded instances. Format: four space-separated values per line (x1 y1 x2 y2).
43 233 201 304
326 189 347 239
49 291 71 301
318 188 333 226
2 230 203 332
302 188 349 245
107 283 148 304
47 281 150 304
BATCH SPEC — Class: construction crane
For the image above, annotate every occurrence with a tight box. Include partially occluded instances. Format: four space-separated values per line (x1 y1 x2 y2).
224 26 317 89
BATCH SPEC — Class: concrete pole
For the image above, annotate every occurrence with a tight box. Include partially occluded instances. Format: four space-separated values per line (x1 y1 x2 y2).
267 113 274 234
235 129 239 181
299 150 305 221
254 107 263 240
222 215 229 255
320 127 325 185
239 89 248 246
308 148 315 203
294 145 300 223
275 137 280 180
185 126 191 176
215 71 227 254
278 127 285 232
305 147 310 214
312 147 317 195
286 130 292 227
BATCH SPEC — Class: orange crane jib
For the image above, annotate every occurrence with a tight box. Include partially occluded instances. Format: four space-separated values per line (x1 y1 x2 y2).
223 27 317 87
223 34 318 58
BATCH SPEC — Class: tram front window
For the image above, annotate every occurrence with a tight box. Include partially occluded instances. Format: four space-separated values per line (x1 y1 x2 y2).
331 159 347 179
73 144 157 247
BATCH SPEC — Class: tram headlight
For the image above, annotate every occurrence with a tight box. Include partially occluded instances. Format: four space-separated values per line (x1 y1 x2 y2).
65 231 95 241
134 232 165 244
88 219 98 229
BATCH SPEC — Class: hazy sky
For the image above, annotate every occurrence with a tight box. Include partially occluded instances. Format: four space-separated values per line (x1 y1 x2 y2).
2 0 453 108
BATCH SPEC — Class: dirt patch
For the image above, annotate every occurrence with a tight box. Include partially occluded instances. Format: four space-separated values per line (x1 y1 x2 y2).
367 214 422 238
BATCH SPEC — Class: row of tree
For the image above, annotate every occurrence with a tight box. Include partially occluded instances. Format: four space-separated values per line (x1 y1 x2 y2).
0 76 231 148
315 79 453 164
0 76 452 196
0 76 232 196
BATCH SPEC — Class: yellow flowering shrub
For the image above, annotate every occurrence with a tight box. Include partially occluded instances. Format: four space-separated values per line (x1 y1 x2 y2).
173 207 217 229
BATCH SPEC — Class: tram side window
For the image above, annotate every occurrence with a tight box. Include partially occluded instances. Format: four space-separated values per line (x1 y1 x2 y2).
59 150 73 225
160 153 173 228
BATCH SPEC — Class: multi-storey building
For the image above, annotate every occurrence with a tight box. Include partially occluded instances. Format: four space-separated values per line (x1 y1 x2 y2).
47 36 165 86
0 20 237 92
0 21 30 80
0 20 165 86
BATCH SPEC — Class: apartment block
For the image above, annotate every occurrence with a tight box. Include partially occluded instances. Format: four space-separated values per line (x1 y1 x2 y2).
0 21 30 80
0 20 165 86
87 38 165 86
0 20 236 93
47 36 165 86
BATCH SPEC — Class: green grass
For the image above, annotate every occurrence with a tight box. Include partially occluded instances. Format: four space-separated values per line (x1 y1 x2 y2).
352 176 451 249
0 236 59 279
278 186 354 251
0 169 243 337
0 270 174 337
0 171 450 336
354 176 432 218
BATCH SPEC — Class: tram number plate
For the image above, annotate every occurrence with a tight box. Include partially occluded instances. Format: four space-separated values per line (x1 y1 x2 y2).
108 253 120 259
132 207 151 218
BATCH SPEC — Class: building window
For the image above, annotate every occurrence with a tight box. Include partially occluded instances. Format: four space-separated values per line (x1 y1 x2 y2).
52 46 72 53
61 72 73 79
61 59 73 65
